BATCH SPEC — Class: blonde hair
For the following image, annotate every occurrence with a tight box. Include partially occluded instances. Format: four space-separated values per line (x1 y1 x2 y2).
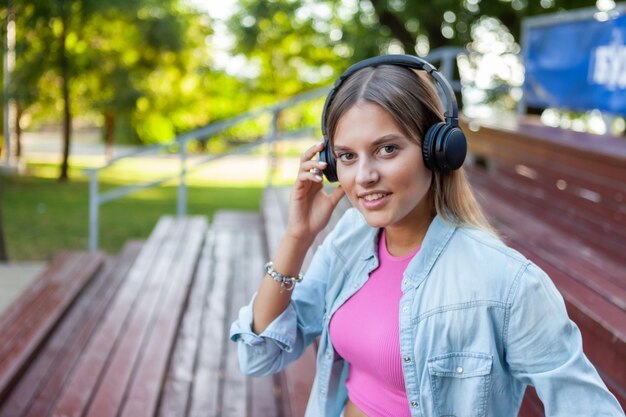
325 64 497 234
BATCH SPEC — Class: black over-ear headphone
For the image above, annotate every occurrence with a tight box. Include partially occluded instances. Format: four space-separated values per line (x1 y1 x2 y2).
319 54 467 182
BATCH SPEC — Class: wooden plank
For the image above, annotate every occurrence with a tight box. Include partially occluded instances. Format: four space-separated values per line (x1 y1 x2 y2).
157 230 216 417
83 217 196 417
0 242 143 417
461 117 626 178
0 252 104 403
474 189 626 387
467 134 626 230
0 252 75 331
518 386 544 417
472 167 626 294
187 225 234 417
47 217 176 417
235 210 282 417
467 167 626 265
222 227 251 417
472 180 626 310
119 217 207 417
245 226 280 417
487 156 626 229
0 252 82 357
278 346 317 417
263 188 325 417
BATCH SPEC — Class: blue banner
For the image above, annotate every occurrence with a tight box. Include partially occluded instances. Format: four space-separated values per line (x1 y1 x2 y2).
523 11 626 115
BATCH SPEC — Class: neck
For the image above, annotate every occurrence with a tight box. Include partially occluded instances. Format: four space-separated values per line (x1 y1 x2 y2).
384 204 434 257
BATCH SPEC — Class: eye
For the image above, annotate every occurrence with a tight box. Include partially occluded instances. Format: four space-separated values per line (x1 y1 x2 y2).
338 152 355 163
378 144 398 157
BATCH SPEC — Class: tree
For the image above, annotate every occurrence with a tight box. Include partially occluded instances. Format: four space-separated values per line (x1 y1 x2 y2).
6 0 204 179
228 0 600 90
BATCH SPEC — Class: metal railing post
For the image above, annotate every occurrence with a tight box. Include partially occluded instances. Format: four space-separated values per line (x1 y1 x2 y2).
177 139 187 217
88 170 99 252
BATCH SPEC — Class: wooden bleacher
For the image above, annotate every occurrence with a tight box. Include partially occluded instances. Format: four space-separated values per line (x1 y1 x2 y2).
0 116 624 416
461 116 626 414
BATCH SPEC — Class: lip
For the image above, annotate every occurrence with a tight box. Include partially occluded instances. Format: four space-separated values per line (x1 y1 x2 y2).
358 191 391 210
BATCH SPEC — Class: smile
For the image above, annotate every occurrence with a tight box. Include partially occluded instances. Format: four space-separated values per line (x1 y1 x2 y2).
362 193 389 201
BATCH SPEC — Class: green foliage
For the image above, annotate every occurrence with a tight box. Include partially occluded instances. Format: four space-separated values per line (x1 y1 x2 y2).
2 0 607 149
2 172 263 260
4 0 251 146
227 0 600 94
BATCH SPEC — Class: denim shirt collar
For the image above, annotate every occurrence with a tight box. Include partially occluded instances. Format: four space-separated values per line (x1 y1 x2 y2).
357 214 457 290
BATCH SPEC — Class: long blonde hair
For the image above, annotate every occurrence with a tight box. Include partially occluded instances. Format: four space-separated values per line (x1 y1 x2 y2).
325 64 496 234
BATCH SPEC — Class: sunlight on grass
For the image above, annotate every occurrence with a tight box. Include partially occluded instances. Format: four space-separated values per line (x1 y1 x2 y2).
23 138 315 187
4 139 321 260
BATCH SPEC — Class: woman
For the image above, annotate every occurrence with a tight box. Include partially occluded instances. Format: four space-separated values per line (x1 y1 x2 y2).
230 55 624 417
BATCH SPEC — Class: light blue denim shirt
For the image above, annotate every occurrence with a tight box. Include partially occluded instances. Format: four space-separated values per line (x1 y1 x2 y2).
230 208 624 417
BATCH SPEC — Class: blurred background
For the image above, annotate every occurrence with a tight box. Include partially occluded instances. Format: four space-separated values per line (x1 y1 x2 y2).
0 0 623 262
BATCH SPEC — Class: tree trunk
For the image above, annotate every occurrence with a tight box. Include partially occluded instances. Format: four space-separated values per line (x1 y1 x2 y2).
15 102 22 160
104 111 115 162
59 10 72 182
0 175 8 261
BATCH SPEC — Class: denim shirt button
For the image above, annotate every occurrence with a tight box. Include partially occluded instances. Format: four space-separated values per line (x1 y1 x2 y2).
456 366 464 374
325 352 333 359
410 400 418 407
320 389 327 396
402 306 409 313
403 356 411 363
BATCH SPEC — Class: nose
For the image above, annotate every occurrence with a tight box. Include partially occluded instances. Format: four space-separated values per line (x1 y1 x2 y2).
356 159 379 187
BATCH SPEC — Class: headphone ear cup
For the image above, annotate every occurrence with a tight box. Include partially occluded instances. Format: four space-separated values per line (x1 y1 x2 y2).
422 122 467 172
319 137 338 182
437 126 467 172
422 122 446 172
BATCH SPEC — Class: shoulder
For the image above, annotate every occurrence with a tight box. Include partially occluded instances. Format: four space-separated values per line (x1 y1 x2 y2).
453 226 528 268
441 225 537 292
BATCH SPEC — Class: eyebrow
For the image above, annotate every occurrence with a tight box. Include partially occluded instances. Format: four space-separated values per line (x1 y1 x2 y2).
333 133 408 154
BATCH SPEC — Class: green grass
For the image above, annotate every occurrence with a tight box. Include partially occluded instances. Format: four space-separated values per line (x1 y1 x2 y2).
3 174 264 261
2 139 317 261
0 150 310 260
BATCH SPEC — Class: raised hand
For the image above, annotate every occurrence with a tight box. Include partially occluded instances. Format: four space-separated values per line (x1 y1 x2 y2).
286 141 345 244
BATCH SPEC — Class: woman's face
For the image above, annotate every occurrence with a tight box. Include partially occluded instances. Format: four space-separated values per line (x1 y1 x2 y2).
333 102 433 231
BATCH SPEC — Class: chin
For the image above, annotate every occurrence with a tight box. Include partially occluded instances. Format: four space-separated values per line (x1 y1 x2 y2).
358 210 391 229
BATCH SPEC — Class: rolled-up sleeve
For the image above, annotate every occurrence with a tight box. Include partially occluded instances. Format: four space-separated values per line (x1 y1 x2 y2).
505 262 624 416
229 213 344 377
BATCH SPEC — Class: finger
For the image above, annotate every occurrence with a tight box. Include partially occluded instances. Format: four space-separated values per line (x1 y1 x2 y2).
297 171 324 184
300 160 328 172
301 141 325 162
328 185 345 206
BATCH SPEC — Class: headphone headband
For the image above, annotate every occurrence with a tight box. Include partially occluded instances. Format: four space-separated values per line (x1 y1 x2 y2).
319 54 467 181
321 54 459 138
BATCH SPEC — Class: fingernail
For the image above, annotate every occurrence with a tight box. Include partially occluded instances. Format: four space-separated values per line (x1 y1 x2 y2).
318 161 327 167
315 175 323 181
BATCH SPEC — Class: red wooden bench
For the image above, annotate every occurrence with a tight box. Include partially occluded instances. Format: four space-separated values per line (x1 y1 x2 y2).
1 114 623 416
0 216 208 417
0 211 292 417
0 251 105 407
462 115 626 414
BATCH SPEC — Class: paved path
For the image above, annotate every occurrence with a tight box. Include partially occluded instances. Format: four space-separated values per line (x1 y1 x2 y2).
0 262 45 315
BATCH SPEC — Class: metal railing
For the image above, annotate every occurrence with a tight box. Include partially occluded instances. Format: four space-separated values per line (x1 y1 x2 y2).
86 48 465 251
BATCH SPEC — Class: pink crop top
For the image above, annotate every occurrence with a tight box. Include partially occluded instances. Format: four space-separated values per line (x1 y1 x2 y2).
329 229 420 417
